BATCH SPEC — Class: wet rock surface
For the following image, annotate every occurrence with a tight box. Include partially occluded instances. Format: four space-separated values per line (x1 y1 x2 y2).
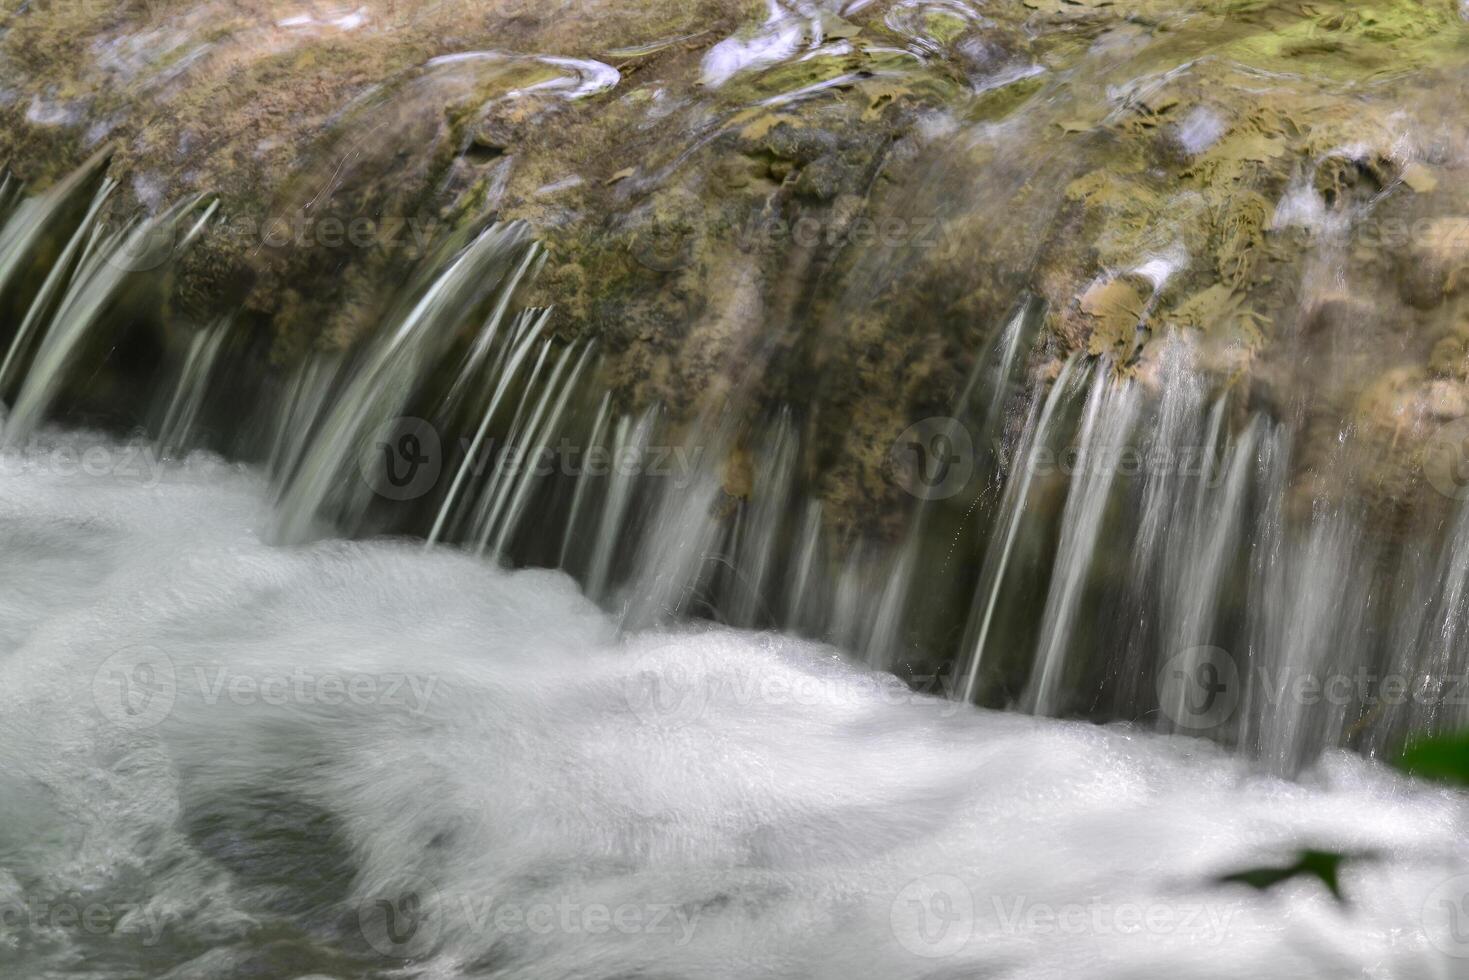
6 0 1469 535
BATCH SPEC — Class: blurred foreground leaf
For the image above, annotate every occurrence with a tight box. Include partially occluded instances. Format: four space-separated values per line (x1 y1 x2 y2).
1216 849 1361 903
1396 730 1469 787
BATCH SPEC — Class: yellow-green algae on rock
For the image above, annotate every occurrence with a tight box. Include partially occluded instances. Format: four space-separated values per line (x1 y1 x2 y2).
4 0 1469 532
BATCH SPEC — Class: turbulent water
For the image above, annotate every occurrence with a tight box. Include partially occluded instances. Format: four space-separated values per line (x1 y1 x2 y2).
10 3 1469 972
1 428 1468 979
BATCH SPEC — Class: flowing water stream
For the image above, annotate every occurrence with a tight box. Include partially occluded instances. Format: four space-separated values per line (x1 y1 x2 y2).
2 428 1468 979
7 2 1469 974
0 147 1468 980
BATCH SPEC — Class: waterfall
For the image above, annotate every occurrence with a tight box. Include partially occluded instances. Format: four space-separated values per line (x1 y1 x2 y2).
583 406 660 602
5 159 1469 769
157 317 231 457
724 407 797 629
1023 361 1140 716
15 4 1469 974
619 411 737 629
266 353 343 489
956 353 1082 704
475 339 596 560
1391 499 1469 741
0 168 115 400
784 498 827 633
1156 414 1259 736
426 308 550 546
269 222 541 543
557 391 612 571
5 196 217 444
0 152 111 329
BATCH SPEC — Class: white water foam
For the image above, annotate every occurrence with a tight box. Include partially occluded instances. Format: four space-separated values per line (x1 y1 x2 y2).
2 429 1468 978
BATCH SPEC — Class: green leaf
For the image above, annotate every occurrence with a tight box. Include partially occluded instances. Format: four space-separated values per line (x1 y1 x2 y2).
1216 849 1366 903
1396 730 1469 787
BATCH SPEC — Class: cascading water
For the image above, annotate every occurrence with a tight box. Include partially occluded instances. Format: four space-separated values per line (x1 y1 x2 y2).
7 7 1469 971
268 221 544 545
7 428 1466 979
